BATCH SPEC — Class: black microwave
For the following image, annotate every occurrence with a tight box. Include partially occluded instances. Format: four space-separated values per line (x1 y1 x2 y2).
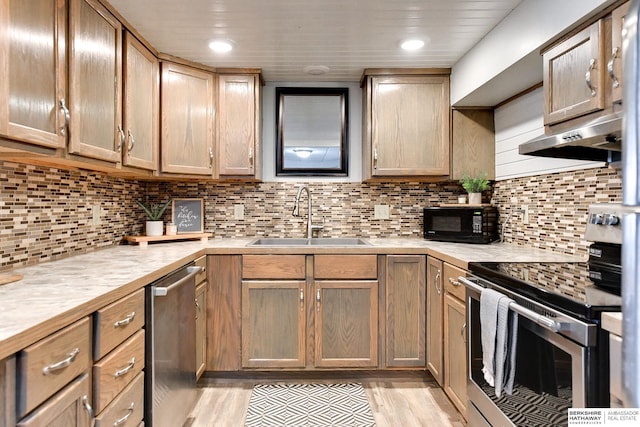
423 206 498 244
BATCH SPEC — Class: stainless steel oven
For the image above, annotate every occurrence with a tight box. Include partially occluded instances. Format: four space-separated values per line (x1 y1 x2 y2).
460 262 621 427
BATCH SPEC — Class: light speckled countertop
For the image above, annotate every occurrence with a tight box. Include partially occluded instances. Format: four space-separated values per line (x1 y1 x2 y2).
0 237 583 360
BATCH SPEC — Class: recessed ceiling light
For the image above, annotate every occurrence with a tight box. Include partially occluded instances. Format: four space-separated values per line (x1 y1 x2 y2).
303 65 330 75
293 148 313 158
400 39 425 51
209 40 233 53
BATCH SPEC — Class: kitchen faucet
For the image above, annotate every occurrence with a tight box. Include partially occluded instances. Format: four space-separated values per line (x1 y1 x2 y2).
292 184 323 238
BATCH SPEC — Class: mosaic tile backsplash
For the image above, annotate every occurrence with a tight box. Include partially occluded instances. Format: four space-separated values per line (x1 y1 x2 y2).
0 160 622 270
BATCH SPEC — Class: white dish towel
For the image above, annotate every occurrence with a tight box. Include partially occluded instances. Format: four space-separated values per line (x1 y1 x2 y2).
480 287 518 398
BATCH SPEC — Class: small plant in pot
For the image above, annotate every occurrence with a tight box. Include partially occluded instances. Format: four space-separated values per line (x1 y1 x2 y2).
460 174 490 205
136 199 171 236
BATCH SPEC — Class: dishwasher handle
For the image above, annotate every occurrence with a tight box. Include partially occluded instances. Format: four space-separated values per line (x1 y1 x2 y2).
153 266 203 297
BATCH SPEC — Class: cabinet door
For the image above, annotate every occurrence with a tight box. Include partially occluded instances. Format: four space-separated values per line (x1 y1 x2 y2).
207 255 241 371
315 281 378 368
68 0 122 162
610 1 630 104
241 280 306 368
217 74 259 177
160 62 215 176
451 109 495 180
385 255 426 368
195 282 207 379
543 20 605 125
426 256 444 385
444 293 467 419
0 0 67 148
368 75 449 177
17 373 91 427
122 32 158 171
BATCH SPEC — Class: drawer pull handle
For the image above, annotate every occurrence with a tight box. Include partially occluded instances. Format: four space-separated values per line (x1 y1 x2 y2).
608 47 620 89
42 347 80 375
585 58 597 97
114 312 135 328
82 395 95 427
448 277 461 287
113 402 135 426
435 270 441 295
114 357 136 378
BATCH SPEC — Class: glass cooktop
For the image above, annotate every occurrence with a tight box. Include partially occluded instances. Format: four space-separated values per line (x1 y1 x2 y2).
468 262 621 321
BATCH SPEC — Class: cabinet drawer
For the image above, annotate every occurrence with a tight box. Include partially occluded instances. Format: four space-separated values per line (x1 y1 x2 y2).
95 372 144 427
17 373 91 427
314 255 377 279
444 263 466 300
93 329 145 414
94 289 145 360
243 255 306 279
18 316 92 417
195 255 207 284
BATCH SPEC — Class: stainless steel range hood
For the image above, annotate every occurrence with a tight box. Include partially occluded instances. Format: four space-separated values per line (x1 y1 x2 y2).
518 112 622 162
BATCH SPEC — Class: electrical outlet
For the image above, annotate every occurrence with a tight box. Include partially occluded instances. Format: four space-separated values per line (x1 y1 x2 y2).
92 205 101 226
374 204 390 220
521 205 529 224
233 204 245 220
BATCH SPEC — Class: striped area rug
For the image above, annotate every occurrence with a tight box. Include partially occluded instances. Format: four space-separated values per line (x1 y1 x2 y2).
244 383 376 427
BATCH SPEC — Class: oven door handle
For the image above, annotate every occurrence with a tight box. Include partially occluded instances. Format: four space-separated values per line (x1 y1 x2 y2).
458 276 564 333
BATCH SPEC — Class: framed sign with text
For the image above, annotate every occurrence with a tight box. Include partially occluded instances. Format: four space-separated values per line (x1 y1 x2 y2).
172 198 204 234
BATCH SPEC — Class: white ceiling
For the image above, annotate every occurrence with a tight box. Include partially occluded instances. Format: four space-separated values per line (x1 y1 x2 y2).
108 0 523 82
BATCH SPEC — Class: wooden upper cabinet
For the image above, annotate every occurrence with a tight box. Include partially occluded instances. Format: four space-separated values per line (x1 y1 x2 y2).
543 20 605 126
610 1 630 104
0 0 67 149
451 109 495 180
160 62 215 176
68 0 122 163
217 73 261 178
122 32 159 171
363 72 450 179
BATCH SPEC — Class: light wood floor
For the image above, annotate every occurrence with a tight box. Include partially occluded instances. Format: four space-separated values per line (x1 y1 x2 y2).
187 373 465 427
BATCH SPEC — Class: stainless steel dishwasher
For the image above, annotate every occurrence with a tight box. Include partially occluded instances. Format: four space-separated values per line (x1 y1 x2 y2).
145 264 202 427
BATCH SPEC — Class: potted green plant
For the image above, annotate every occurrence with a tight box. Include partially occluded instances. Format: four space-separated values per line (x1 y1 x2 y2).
136 199 171 236
459 174 490 205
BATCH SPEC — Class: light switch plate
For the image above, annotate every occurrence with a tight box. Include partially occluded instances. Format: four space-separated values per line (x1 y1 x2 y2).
234 204 245 220
374 204 390 220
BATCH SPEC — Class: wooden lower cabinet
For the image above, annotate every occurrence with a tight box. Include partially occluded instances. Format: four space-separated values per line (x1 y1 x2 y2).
426 256 444 385
443 262 468 419
315 281 378 368
195 255 207 379
385 255 426 368
195 282 207 378
444 293 467 418
1 357 16 427
241 280 306 368
207 255 242 371
17 373 92 427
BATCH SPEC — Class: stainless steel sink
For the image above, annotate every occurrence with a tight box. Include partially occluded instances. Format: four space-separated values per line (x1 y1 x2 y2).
248 238 370 246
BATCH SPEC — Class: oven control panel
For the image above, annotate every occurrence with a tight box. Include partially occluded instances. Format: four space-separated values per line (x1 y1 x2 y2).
585 204 623 244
